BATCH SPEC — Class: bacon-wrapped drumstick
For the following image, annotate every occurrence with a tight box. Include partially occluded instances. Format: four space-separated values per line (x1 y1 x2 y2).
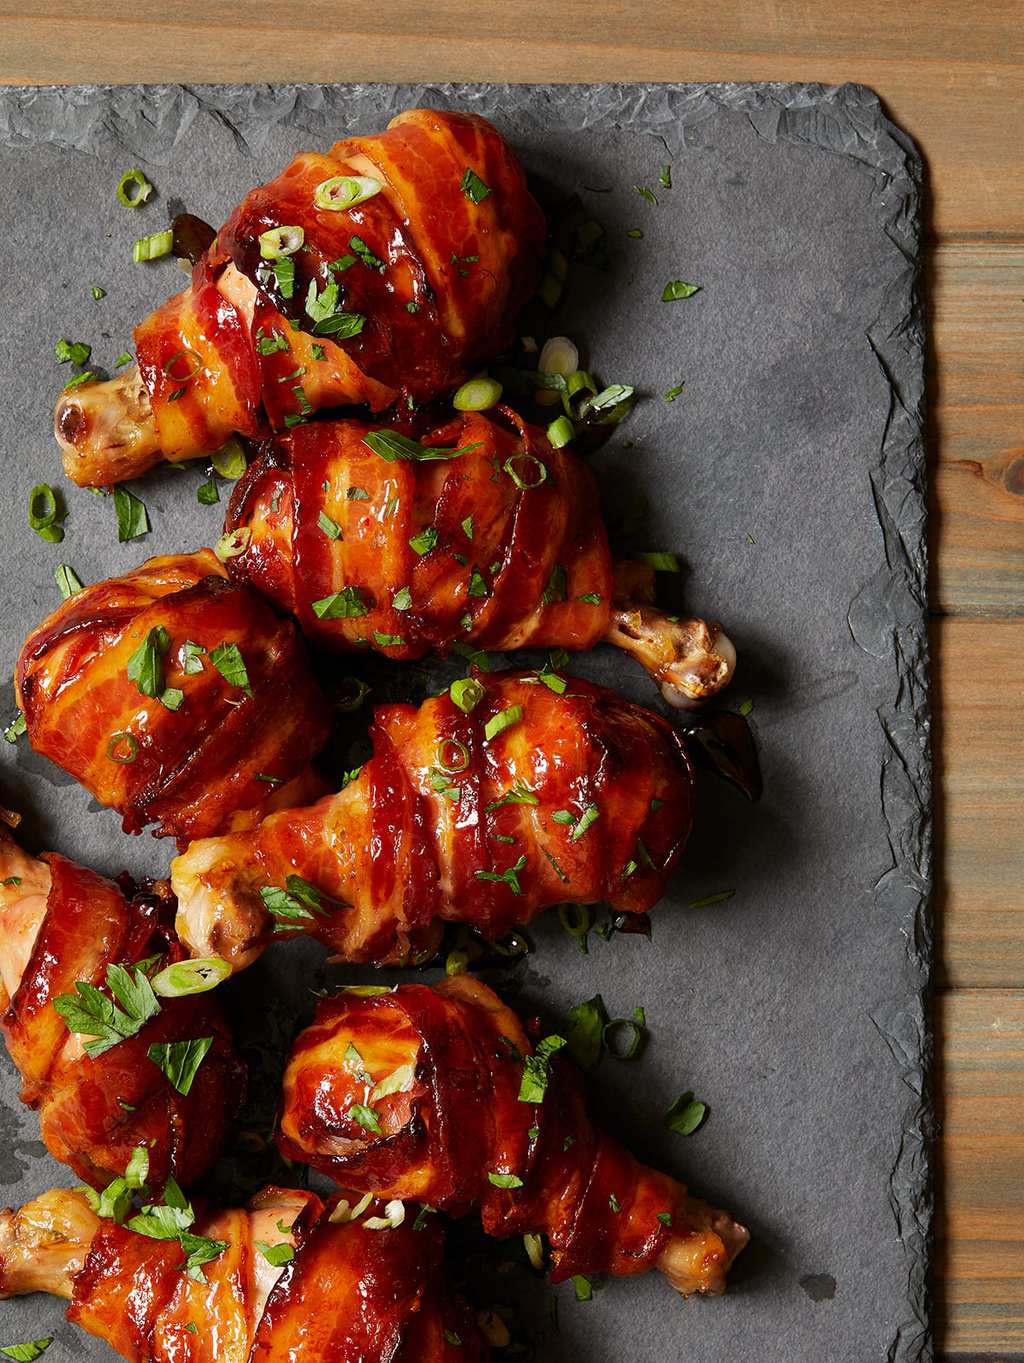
0 822 242 1188
171 668 696 972
15 550 328 841
224 409 736 708
278 974 748 1298
0 1184 485 1362
54 109 545 487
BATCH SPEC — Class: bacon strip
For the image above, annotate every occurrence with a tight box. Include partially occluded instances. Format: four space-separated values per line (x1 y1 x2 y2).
226 409 613 660
0 834 243 1188
15 550 329 841
278 976 748 1296
171 669 695 970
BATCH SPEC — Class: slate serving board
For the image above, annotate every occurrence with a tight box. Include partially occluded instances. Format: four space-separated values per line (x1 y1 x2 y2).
0 83 930 1363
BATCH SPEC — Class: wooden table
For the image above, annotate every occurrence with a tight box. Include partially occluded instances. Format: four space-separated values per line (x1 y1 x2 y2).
3 3 1022 1356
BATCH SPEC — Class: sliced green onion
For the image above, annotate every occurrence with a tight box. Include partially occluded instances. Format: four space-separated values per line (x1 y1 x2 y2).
215 527 251 562
662 280 701 302
572 1275 593 1302
484 705 522 742
328 1191 374 1225
558 903 591 944
314 174 382 211
436 738 470 774
369 1062 416 1103
107 731 138 764
523 1233 544 1270
546 416 574 449
581 384 636 425
27 483 59 532
363 1199 406 1231
450 678 485 713
453 376 503 411
570 804 600 841
665 1091 708 1136
445 949 469 976
152 957 231 998
603 1017 645 1061
502 452 548 490
538 336 578 379
161 348 202 383
211 438 247 480
116 168 153 208
54 338 92 366
91 284 106 300
132 229 174 263
259 225 304 259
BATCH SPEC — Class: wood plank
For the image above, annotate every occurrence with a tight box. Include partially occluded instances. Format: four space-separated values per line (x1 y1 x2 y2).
936 617 1024 989
1 3 1023 237
937 988 1024 1355
930 244 1024 617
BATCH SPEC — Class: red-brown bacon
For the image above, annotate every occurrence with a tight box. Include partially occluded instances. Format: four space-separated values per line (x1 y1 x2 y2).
171 669 695 971
15 550 328 841
55 108 545 485
278 976 748 1297
0 1184 486 1363
0 830 242 1188
225 409 613 659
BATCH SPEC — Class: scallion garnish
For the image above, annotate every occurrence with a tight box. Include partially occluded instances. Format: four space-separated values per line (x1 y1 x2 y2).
572 1275 593 1302
214 527 251 562
91 284 106 300
662 280 701 302
460 168 491 203
114 351 134 367
625 227 644 239
349 235 385 271
603 1015 646 1061
484 705 522 741
558 903 591 953
259 225 304 260
314 174 382 210
570 804 600 841
634 185 658 205
453 376 502 411
116 168 153 208
318 511 342 540
664 382 685 402
27 483 64 542
197 477 219 506
475 855 527 895
546 415 574 449
106 731 138 764
132 229 173 263
502 451 548 490
450 677 485 712
688 889 737 908
210 438 246 480
486 779 539 812
636 551 680 572
348 1102 382 1134
151 957 231 998
576 592 601 605
659 165 672 189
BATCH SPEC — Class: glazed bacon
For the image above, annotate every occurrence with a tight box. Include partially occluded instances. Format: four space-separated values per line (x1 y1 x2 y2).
224 408 736 706
15 550 328 841
170 669 696 971
0 824 242 1188
278 975 748 1298
0 1185 485 1363
54 108 545 486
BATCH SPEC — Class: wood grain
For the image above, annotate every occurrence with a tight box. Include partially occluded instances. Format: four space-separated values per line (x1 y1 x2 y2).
938 989 1024 1355
2 5 1023 1356
1 2 1023 237
930 245 1024 617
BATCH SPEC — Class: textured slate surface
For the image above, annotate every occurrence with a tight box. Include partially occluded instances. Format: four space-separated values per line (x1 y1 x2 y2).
0 82 929 1363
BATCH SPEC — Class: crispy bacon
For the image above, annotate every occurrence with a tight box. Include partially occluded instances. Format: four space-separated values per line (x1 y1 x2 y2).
0 1185 486 1363
0 826 243 1188
171 669 696 971
278 976 748 1297
15 550 329 841
54 108 545 485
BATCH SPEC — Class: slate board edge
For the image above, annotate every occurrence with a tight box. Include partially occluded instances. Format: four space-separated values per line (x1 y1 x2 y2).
0 79 932 1360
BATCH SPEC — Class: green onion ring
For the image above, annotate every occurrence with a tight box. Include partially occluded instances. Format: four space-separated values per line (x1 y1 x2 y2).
214 527 251 562
436 737 470 775
602 1017 646 1061
161 348 203 383
545 415 574 449
335 678 371 713
116 168 153 208
152 956 232 997
502 452 548 490
132 229 174 264
453 376 503 412
258 225 305 259
27 483 58 530
558 903 591 938
107 731 139 764
491 931 530 959
314 174 382 211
